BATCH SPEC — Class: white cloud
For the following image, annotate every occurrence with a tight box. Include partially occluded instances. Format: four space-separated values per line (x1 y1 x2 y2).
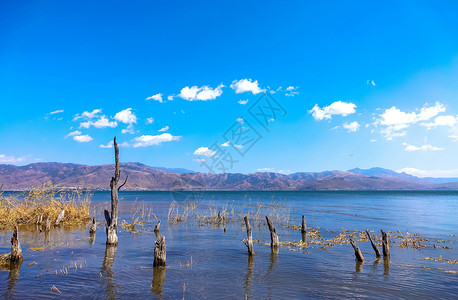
66 130 82 138
158 126 169 132
449 134 458 141
193 147 216 157
80 116 117 129
310 101 357 121
257 168 275 172
167 95 174 101
132 133 181 147
193 158 207 162
285 86 299 97
146 93 163 103
376 102 446 140
50 109 64 115
99 141 113 148
398 167 458 178
370 139 377 142
421 115 457 129
343 121 360 132
238 99 249 105
146 117 154 124
367 80 376 86
236 117 244 123
73 109 102 121
121 124 135 134
402 142 443 152
278 170 292 175
221 141 230 147
234 144 244 149
0 154 25 163
230 79 264 94
179 84 224 101
114 108 137 124
73 134 93 143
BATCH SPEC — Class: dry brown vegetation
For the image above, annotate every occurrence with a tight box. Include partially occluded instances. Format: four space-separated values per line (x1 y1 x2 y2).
0 183 91 228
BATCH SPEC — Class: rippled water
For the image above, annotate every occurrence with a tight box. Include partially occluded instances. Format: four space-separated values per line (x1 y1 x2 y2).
1 191 458 299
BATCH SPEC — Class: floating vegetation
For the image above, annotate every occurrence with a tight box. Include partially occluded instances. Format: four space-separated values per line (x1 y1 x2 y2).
0 183 91 228
28 247 46 252
120 217 146 234
422 256 458 265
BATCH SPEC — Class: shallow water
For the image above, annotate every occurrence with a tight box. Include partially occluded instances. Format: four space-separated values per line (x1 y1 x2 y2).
1 191 458 299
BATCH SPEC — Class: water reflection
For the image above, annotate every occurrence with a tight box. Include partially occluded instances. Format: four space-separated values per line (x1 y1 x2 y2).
151 267 166 297
301 232 307 244
355 261 364 273
244 255 254 299
3 260 22 298
383 258 390 276
101 244 118 299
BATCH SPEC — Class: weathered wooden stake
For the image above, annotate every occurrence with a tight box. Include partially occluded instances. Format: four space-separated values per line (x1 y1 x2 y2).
366 229 381 258
0 226 23 265
349 238 365 262
301 215 307 234
244 216 255 255
89 217 96 236
55 209 65 226
104 137 128 245
153 234 166 267
381 230 390 258
154 220 161 233
265 216 279 249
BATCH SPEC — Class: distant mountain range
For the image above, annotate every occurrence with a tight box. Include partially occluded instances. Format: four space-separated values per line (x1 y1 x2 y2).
1 162 458 191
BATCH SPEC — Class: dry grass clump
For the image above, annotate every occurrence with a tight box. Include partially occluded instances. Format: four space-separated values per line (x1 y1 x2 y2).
0 183 91 228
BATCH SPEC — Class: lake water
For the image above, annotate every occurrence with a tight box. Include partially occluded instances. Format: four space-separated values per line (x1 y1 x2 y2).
1 191 458 299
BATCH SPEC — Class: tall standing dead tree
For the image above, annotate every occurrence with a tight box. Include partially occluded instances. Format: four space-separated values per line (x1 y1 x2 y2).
366 229 381 258
265 216 279 249
301 215 307 234
244 216 255 255
381 230 390 258
104 137 128 245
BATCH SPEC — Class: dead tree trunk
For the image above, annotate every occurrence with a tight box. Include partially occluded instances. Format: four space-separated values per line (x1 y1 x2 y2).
381 230 390 258
0 226 23 265
244 216 255 255
154 220 161 233
265 216 279 249
89 217 96 236
45 217 51 232
55 209 65 226
301 215 306 234
153 234 166 267
366 229 381 258
104 137 128 245
349 238 365 262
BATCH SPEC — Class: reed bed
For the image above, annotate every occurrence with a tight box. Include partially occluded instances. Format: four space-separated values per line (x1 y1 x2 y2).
0 183 92 228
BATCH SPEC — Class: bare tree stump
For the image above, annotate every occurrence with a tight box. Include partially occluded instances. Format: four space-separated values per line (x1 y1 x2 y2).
0 226 23 265
366 229 381 258
154 220 161 233
105 137 128 245
36 214 43 225
55 209 65 226
45 217 51 232
153 234 166 267
89 217 96 236
381 230 390 258
349 238 365 262
301 215 306 234
244 216 255 255
265 216 279 249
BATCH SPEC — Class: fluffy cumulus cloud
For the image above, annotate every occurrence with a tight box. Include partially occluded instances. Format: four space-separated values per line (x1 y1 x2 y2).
179 84 224 101
80 116 117 129
310 101 357 121
230 79 264 94
121 124 135 134
99 140 129 148
132 133 180 148
73 109 102 121
66 130 82 138
114 108 137 124
343 121 360 132
398 167 458 178
421 115 457 129
146 93 163 103
193 147 216 157
0 154 25 163
158 126 169 132
376 102 445 140
73 134 93 143
402 143 443 152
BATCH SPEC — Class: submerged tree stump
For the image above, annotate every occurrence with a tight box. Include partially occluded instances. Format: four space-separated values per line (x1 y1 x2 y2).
0 226 23 265
349 238 365 262
154 220 161 233
301 215 307 234
89 217 96 236
265 216 279 249
381 230 390 258
366 229 381 258
45 217 51 232
153 234 166 267
55 209 65 226
244 216 255 255
105 137 128 245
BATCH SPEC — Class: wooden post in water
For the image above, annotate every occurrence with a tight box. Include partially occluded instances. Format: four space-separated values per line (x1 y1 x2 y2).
55 209 65 226
381 230 390 258
153 234 166 267
104 137 128 245
244 216 255 255
265 216 279 249
301 215 306 234
0 226 23 265
89 217 96 236
366 229 381 258
349 238 365 262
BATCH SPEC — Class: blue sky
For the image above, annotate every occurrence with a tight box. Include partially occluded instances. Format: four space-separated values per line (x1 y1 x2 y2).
1 1 458 177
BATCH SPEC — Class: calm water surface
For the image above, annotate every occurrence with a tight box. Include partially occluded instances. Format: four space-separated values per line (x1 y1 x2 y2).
1 191 458 299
